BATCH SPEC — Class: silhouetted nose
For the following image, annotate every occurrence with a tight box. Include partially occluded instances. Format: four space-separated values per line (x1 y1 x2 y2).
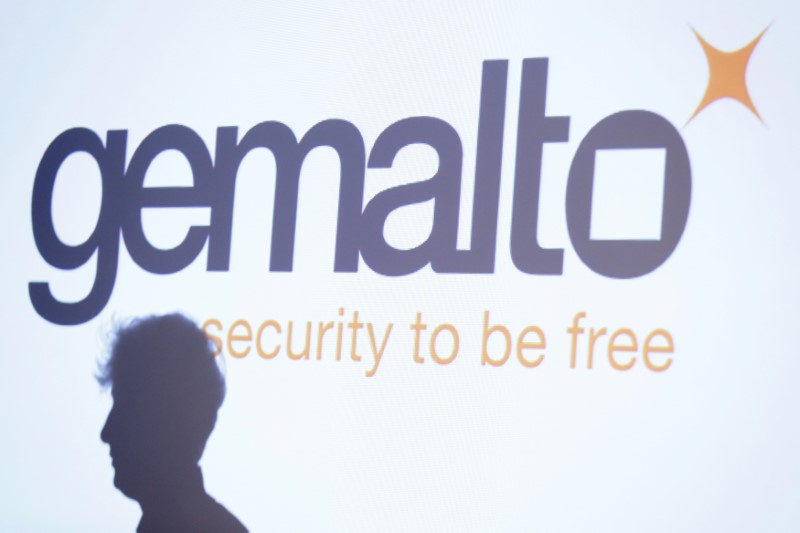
101 407 115 444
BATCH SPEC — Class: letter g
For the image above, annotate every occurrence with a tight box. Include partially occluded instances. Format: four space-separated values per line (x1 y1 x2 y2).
30 128 125 325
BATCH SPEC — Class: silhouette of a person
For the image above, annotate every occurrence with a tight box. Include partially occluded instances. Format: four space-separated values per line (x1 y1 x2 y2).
99 313 247 532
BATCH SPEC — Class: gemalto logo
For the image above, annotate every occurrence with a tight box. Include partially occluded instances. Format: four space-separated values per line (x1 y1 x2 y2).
29 28 766 326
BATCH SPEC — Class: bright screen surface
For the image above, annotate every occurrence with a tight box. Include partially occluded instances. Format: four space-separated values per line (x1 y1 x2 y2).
2 1 800 531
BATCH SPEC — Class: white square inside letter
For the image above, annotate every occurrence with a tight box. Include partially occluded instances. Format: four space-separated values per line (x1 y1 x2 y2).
590 148 666 240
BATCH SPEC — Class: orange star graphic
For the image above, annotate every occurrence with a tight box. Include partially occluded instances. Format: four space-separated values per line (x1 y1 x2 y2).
687 27 768 124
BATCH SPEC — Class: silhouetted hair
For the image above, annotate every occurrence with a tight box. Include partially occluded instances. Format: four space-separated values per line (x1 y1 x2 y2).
98 313 225 456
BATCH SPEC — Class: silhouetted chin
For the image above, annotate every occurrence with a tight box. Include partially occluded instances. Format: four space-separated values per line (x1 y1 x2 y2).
111 463 149 501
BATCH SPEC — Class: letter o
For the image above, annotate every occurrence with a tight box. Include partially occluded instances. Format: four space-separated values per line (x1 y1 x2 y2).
430 324 459 365
566 111 691 278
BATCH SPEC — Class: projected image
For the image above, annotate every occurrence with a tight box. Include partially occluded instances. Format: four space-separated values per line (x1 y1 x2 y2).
1 1 798 531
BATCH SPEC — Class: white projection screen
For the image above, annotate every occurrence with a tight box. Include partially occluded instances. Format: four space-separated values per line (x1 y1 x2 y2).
2 1 800 531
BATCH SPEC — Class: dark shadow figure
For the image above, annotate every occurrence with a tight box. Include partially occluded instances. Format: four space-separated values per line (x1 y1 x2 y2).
99 313 247 532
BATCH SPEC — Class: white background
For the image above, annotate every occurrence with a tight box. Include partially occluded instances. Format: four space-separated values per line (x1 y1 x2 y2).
1 1 800 531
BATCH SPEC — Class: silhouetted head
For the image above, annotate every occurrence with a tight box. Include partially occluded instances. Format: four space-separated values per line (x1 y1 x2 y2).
99 314 225 501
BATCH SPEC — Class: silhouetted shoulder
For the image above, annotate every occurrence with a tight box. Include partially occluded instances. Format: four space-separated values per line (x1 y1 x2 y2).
198 497 248 533
137 495 247 532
